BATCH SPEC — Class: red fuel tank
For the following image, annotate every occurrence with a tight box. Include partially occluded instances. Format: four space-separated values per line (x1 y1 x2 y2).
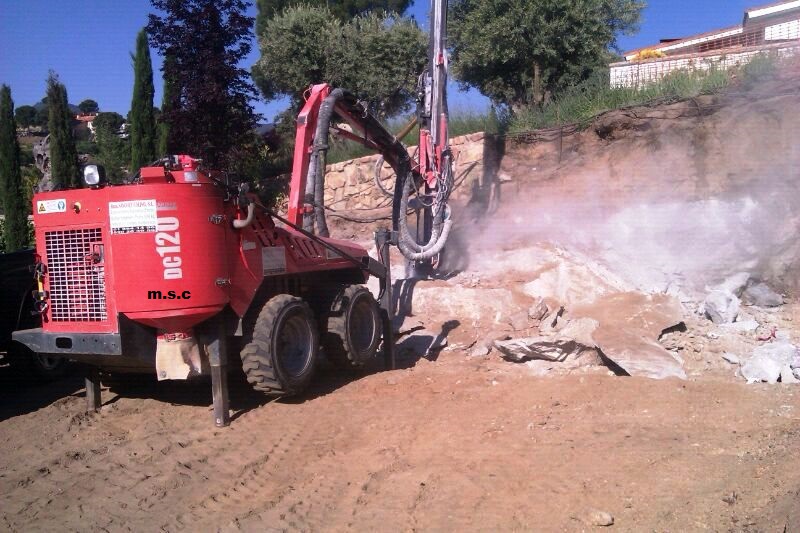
33 179 230 333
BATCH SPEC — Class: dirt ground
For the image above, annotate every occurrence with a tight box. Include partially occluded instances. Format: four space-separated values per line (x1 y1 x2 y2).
1 349 799 532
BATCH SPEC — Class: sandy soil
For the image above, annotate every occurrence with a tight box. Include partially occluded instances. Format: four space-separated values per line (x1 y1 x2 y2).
1 350 799 532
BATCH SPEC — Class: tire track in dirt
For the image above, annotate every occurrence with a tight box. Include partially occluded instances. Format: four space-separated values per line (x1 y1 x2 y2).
3 395 279 530
168 422 306 531
224 444 417 532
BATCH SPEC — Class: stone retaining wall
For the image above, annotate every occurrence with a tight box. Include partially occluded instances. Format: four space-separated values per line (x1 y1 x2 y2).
323 132 495 212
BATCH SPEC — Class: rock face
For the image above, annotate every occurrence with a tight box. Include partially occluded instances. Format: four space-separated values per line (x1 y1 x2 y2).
497 79 800 298
320 132 493 212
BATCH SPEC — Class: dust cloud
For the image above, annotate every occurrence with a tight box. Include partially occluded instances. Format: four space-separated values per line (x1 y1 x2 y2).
447 83 800 300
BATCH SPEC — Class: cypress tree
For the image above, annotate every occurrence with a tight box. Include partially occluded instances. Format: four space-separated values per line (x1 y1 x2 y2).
130 28 157 170
0 85 29 251
46 72 80 190
148 0 257 167
157 53 179 156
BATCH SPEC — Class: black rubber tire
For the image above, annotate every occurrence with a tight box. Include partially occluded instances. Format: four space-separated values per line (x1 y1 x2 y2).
322 285 382 368
240 294 319 395
7 342 67 382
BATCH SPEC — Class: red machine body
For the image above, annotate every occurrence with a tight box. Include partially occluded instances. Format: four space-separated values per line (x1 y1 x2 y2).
23 162 368 370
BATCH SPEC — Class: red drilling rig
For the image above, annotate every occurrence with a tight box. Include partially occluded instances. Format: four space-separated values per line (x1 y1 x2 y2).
13 0 453 426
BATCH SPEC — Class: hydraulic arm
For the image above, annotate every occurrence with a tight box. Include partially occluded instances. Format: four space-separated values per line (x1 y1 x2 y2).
287 0 454 273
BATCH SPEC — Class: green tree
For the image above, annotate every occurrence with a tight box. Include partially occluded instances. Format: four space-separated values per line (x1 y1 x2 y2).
253 6 333 104
34 103 49 127
14 105 37 128
0 86 29 251
327 13 426 116
254 0 412 34
449 0 644 110
253 7 425 116
46 72 80 189
157 53 179 156
93 112 125 139
148 0 256 167
78 99 99 114
130 28 157 170
94 112 130 183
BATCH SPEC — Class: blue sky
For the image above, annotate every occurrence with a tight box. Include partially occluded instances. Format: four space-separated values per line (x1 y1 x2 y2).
0 0 759 121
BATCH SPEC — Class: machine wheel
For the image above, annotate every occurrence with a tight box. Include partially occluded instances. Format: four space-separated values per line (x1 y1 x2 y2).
240 294 318 395
322 285 382 368
7 342 67 382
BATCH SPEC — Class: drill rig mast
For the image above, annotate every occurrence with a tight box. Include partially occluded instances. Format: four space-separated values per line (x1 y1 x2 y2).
292 0 454 275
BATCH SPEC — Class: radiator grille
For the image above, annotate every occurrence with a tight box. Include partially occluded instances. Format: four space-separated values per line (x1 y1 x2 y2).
45 228 108 322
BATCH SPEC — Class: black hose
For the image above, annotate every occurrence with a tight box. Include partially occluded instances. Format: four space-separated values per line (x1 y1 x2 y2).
305 87 452 261
310 89 347 237
373 156 394 198
302 154 317 233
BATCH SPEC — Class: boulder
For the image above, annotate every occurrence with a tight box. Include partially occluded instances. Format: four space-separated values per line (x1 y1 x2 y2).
494 336 595 363
495 318 600 364
703 290 740 324
469 343 491 357
741 282 783 307
572 292 687 380
741 341 799 384
741 353 783 384
780 366 799 384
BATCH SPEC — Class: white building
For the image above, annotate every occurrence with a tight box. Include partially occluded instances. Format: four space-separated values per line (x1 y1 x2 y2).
610 0 800 88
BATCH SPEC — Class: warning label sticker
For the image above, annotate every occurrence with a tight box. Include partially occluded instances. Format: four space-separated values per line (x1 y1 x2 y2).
36 199 67 214
109 199 158 234
262 246 287 276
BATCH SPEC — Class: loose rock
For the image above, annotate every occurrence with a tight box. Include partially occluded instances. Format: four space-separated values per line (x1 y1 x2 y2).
494 336 594 363
528 298 549 321
538 306 565 334
704 290 740 324
740 341 799 384
741 281 783 308
469 343 491 358
584 509 614 527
